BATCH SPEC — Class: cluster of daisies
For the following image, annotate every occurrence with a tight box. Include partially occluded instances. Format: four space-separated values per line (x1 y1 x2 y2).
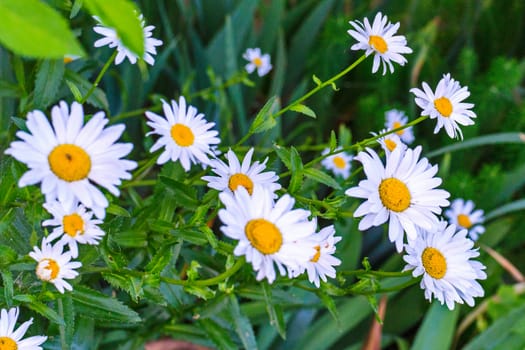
342 12 487 310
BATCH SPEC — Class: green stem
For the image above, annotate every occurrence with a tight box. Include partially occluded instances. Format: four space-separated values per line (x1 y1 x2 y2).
57 298 67 349
160 256 245 287
341 269 413 278
80 51 117 104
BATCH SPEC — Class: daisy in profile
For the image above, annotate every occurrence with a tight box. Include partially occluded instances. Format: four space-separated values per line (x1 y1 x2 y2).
29 239 82 293
445 198 485 241
321 148 353 179
385 109 414 144
218 186 317 283
374 129 407 155
290 225 342 288
43 200 105 258
0 307 47 350
403 221 487 310
63 54 80 64
145 97 220 171
348 12 413 75
242 48 272 77
202 148 281 195
410 73 476 139
5 101 137 219
345 146 450 252
93 14 163 65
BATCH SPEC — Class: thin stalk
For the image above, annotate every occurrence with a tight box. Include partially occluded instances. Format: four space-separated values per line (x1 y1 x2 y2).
80 51 117 104
57 298 67 349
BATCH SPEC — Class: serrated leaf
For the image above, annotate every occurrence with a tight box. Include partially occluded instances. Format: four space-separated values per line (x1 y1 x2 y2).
312 74 322 86
159 176 199 208
101 272 144 302
0 244 17 267
0 80 22 98
33 59 65 109
227 294 258 350
145 245 172 274
289 103 316 118
1 271 13 307
288 146 304 194
111 230 147 248
83 0 144 58
304 168 342 190
273 144 292 170
317 289 339 326
262 282 286 339
184 285 216 300
71 286 141 323
60 294 75 348
64 70 108 110
0 0 84 58
249 96 279 134
199 318 237 350
14 294 65 325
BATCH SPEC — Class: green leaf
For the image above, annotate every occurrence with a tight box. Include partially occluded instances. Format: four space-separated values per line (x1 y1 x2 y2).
159 176 199 208
304 168 341 190
249 96 280 134
198 318 237 350
288 146 304 194
14 294 65 325
312 74 322 86
1 271 13 307
59 294 75 348
0 80 22 98
410 302 459 350
71 286 141 323
64 70 109 110
110 230 147 248
101 272 144 302
227 294 258 350
317 289 339 326
485 198 525 222
0 244 17 267
289 103 317 118
33 59 65 109
273 144 292 170
329 131 337 151
262 282 286 339
184 285 216 300
0 0 84 58
105 203 131 217
145 245 173 274
83 0 144 58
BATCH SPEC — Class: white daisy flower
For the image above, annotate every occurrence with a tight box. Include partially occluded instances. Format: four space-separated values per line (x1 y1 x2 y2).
29 239 82 294
42 200 105 258
4 101 137 219
242 48 272 77
218 186 317 283
345 146 450 252
145 96 220 171
290 225 342 288
202 148 281 195
93 14 163 66
348 12 413 75
374 129 407 155
384 109 414 144
410 73 476 139
403 221 487 310
0 307 47 350
445 198 485 241
321 148 353 179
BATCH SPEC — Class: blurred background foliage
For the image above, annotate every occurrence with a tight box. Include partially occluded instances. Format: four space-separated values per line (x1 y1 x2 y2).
1 0 525 349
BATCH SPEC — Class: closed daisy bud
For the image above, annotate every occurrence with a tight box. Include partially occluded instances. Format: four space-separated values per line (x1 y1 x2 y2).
345 146 450 252
0 307 47 350
410 73 476 139
348 12 413 75
403 221 487 310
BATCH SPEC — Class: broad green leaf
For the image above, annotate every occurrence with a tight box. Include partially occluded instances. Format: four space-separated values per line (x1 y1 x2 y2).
329 130 337 151
59 294 75 348
159 176 199 208
0 80 22 98
227 294 258 350
262 282 286 339
110 229 147 248
199 318 237 350
83 0 144 58
184 285 216 300
106 203 131 217
0 244 17 267
0 0 84 58
410 302 459 350
273 144 292 170
288 146 304 194
14 294 65 325
1 271 13 307
71 286 141 323
249 96 280 134
485 198 525 222
317 289 339 326
289 103 316 118
145 245 173 274
304 168 342 190
102 272 144 302
33 59 65 109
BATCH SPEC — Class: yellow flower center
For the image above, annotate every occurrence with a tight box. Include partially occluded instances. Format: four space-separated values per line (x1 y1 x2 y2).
457 214 473 229
253 57 263 67
64 57 75 64
311 245 321 262
434 97 453 117
36 258 60 281
63 213 85 237
228 173 254 195
48 144 91 182
170 123 195 147
0 337 17 350
385 139 397 152
393 121 405 135
332 156 346 169
421 247 447 279
245 219 282 255
378 178 411 212
369 35 388 54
